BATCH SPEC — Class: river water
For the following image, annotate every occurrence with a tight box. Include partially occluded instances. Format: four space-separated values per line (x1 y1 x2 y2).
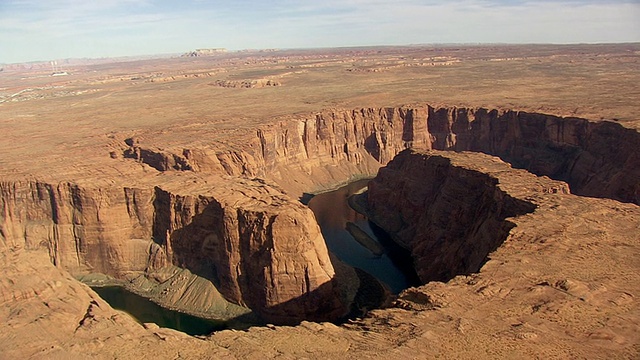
92 286 226 336
93 179 417 334
306 179 418 294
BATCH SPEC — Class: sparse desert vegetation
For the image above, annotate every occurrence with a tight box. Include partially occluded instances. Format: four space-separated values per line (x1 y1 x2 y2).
0 44 639 359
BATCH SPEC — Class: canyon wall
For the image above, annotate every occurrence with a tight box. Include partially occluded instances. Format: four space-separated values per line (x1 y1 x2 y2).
123 107 430 195
0 181 153 275
0 178 349 324
148 179 348 323
365 149 570 283
1 104 637 325
124 106 639 204
426 108 640 204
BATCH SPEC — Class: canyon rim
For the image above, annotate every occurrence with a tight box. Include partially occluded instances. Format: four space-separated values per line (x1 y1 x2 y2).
0 44 639 359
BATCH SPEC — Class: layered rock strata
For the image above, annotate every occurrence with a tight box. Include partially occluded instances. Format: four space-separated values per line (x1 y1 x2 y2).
0 181 153 275
2 150 638 359
123 106 639 204
364 149 570 283
0 175 349 324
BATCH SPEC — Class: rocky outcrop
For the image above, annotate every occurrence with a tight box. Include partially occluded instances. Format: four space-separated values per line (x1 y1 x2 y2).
365 149 570 283
209 79 281 88
123 144 193 172
121 106 639 204
0 176 349 324
0 249 237 359
148 179 348 324
183 48 227 57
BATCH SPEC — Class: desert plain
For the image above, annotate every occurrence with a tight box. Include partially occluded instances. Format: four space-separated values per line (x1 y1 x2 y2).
0 44 639 359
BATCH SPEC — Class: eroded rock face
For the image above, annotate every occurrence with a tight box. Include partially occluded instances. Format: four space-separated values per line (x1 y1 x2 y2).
424 108 640 204
0 181 153 275
0 177 348 324
122 107 431 194
365 149 570 283
149 180 347 323
122 106 639 204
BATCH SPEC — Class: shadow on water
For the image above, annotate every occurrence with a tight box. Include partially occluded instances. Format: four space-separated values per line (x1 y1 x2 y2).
91 286 227 336
306 179 420 295
368 221 422 287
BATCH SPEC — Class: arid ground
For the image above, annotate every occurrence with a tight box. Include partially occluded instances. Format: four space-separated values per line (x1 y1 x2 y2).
0 44 639 359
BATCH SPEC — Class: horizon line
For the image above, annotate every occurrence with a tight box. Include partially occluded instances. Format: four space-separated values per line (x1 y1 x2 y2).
2 41 639 66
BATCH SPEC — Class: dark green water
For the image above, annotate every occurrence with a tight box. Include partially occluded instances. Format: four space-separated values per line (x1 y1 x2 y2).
91 286 226 336
307 179 420 294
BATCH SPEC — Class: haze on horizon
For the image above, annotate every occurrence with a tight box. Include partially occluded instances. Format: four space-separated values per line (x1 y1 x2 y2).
0 0 638 64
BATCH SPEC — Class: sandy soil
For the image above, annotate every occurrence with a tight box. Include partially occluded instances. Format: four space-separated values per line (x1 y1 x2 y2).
0 44 638 359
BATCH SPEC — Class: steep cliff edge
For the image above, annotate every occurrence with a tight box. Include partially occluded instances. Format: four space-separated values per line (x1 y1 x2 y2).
148 177 350 324
0 175 352 324
3 150 638 359
121 107 428 195
364 149 570 283
426 108 640 204
0 180 153 275
121 106 639 204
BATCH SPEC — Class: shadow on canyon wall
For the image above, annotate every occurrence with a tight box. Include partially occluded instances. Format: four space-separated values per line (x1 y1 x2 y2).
365 151 548 284
425 109 639 205
124 107 640 205
150 188 350 325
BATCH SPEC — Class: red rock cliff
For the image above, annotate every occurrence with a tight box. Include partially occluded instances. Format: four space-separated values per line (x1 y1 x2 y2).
149 178 347 323
0 176 349 324
124 106 639 204
365 149 570 283
0 180 153 275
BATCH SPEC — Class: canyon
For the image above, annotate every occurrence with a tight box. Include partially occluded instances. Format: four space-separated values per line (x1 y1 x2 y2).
0 44 638 358
122 106 640 204
4 105 637 321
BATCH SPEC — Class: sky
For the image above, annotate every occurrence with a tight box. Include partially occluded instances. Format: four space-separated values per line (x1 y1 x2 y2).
0 0 638 64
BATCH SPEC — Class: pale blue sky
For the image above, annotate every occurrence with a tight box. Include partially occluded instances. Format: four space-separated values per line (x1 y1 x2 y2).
0 0 638 63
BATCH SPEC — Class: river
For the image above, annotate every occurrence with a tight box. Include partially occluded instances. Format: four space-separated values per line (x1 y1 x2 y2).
91 286 226 336
93 179 417 334
306 179 419 294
